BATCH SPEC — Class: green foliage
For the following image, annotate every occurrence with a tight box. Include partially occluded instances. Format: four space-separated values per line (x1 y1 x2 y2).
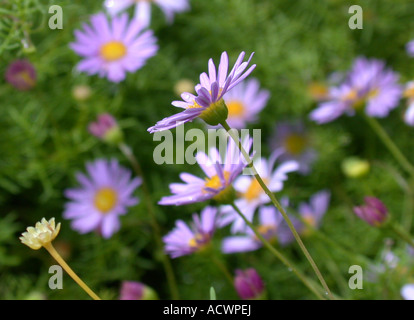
2 0 414 300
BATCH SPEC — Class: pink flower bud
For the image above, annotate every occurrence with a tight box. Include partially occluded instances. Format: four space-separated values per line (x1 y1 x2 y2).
119 281 158 300
354 196 388 227
88 113 123 145
5 60 37 91
234 268 265 300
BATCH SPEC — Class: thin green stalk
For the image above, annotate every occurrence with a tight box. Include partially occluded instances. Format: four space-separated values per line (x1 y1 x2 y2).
230 203 326 300
44 243 101 300
389 222 414 248
221 120 334 300
209 252 234 286
365 116 414 177
119 143 180 300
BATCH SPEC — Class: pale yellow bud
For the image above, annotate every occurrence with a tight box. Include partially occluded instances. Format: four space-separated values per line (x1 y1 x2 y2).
20 218 61 250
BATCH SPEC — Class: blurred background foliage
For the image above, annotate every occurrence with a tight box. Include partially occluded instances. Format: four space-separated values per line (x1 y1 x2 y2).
2 0 414 300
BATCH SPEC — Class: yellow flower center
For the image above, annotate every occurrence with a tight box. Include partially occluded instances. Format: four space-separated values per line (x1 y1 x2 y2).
227 100 245 117
255 224 277 242
404 86 414 98
302 215 316 227
17 71 35 86
187 101 203 109
94 187 118 213
100 41 127 62
244 178 267 202
204 171 230 191
284 134 307 155
188 233 204 248
308 82 328 100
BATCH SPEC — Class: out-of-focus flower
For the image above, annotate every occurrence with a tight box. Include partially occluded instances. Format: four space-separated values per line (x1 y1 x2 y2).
119 281 158 300
406 40 414 57
341 157 370 178
72 85 92 101
63 159 142 238
70 13 158 83
401 284 414 300
5 59 37 91
163 206 218 258
220 78 270 129
158 136 252 206
353 196 389 227
222 206 283 254
174 78 195 96
88 113 124 145
219 153 298 233
270 121 316 175
310 57 402 124
20 218 61 250
298 190 330 236
148 51 256 132
104 0 190 27
403 81 414 126
234 268 265 300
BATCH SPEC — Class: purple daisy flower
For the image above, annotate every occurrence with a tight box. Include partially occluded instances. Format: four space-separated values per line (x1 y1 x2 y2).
221 206 283 254
148 51 256 132
219 78 270 129
163 206 218 258
63 159 142 238
104 0 190 27
5 59 37 91
310 57 402 124
70 12 158 83
158 136 252 206
297 190 330 235
219 152 298 233
270 120 317 175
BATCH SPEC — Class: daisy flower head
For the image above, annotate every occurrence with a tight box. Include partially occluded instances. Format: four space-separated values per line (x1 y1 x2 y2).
297 190 330 236
104 0 190 27
70 12 158 83
221 206 283 254
148 51 256 132
310 57 402 124
220 78 270 129
158 135 253 206
270 120 317 174
63 159 142 238
163 206 218 258
219 151 299 233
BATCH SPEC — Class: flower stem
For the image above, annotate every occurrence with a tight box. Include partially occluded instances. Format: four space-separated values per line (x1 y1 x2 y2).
221 120 334 300
43 242 101 300
230 203 326 300
209 252 234 286
365 116 414 177
388 222 414 248
119 143 180 300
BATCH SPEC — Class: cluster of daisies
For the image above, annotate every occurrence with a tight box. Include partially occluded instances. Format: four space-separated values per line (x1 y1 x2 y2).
308 54 414 127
